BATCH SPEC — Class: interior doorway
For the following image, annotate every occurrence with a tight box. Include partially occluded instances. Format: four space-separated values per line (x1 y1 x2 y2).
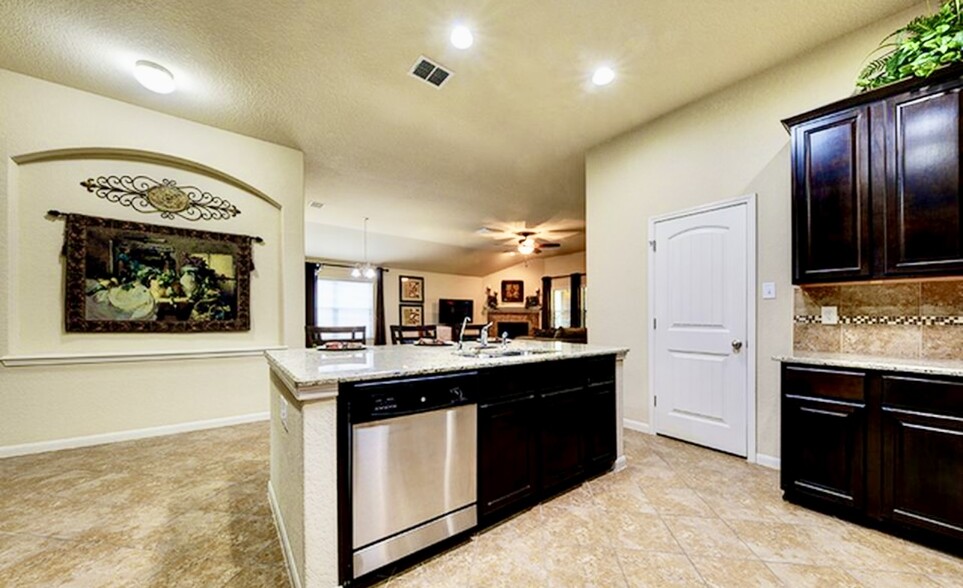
648 195 756 459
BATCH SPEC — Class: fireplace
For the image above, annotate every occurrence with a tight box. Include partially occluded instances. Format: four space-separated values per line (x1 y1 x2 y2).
496 321 530 339
486 308 539 338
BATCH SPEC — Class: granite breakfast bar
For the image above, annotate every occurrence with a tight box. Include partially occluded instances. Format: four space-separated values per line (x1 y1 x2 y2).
265 341 628 588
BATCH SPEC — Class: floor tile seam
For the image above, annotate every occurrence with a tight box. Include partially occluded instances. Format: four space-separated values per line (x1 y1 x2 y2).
758 560 822 587
713 512 766 560
607 542 633 587
677 551 711 586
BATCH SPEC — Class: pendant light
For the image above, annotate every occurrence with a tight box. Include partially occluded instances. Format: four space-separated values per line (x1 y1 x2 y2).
354 217 376 279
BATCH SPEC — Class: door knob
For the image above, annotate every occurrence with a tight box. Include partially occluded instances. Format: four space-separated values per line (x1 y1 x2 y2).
731 340 744 352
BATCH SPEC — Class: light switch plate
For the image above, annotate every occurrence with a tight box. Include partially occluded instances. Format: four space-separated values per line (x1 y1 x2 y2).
762 282 776 299
821 306 839 325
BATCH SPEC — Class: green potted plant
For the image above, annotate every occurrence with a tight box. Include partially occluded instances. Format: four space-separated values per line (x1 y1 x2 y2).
857 0 963 91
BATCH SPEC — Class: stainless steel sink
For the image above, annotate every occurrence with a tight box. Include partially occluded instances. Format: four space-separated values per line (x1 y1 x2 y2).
453 347 555 358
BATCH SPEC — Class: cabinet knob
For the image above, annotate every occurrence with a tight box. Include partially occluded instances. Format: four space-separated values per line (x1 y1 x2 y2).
732 340 744 352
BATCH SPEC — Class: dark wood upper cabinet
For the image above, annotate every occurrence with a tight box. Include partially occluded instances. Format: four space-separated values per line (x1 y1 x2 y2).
784 64 963 283
880 86 963 275
792 108 872 282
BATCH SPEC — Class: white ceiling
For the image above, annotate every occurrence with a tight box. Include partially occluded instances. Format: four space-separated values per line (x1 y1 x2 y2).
0 0 919 275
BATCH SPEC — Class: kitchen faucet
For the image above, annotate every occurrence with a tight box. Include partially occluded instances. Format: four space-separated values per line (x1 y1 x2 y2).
458 317 471 350
478 322 494 347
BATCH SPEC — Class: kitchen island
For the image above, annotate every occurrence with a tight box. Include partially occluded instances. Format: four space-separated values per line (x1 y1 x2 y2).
265 340 628 588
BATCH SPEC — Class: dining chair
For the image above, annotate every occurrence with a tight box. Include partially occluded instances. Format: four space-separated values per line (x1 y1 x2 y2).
305 325 366 347
389 324 438 344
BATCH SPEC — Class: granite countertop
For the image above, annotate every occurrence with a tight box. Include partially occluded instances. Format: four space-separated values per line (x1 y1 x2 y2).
774 351 963 378
266 340 629 392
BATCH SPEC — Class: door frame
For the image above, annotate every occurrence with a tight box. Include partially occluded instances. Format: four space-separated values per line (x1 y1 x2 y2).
647 193 758 462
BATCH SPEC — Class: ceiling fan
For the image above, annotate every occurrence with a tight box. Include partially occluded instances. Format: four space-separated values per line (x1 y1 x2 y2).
513 231 561 255
478 224 579 255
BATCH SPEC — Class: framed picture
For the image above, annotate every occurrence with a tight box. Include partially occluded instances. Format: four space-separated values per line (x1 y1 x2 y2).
501 280 524 303
399 275 424 303
400 304 423 326
62 214 253 332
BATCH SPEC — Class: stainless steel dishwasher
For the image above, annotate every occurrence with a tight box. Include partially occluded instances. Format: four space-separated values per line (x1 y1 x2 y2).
350 371 478 579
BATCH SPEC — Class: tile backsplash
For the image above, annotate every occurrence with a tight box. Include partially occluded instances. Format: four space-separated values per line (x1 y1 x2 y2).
793 280 963 361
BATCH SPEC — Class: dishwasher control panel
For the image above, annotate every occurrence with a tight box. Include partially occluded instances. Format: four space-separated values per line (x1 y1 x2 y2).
349 372 478 422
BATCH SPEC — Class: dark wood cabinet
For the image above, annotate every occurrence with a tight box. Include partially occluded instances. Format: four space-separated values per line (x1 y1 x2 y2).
477 356 618 523
879 85 963 275
781 366 867 511
785 64 963 284
782 363 963 551
539 385 587 493
584 383 617 473
791 108 872 282
478 393 538 520
880 375 963 541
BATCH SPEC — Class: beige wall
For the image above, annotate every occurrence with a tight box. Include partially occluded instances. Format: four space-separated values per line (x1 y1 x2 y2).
383 268 485 327
482 251 586 310
585 5 925 459
0 69 304 452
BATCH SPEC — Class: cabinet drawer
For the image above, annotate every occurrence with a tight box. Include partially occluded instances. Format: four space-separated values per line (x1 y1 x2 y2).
783 365 867 403
881 375 963 418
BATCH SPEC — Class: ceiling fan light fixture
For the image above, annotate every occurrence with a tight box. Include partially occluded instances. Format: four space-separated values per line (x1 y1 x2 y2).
133 60 176 94
351 266 362 278
517 238 536 255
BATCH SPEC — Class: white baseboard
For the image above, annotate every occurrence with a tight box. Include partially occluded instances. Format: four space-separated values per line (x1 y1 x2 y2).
0 412 269 458
268 480 303 588
612 455 628 472
755 453 781 470
623 418 652 434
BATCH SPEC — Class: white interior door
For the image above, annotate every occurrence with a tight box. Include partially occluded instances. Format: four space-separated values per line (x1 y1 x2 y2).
651 201 750 456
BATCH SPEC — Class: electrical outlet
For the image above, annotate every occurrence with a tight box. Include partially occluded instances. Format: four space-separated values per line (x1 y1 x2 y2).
821 306 839 325
279 394 289 433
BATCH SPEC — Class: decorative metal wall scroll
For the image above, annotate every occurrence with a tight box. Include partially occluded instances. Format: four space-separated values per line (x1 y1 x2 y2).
63 214 253 333
80 175 241 221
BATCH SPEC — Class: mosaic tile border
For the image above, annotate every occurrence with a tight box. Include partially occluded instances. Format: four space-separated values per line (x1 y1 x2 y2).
794 315 963 326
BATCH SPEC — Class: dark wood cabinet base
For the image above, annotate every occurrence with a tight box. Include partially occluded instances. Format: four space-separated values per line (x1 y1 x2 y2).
782 363 963 556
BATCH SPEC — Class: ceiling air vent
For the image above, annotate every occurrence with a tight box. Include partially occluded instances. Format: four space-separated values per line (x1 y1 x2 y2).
410 56 453 88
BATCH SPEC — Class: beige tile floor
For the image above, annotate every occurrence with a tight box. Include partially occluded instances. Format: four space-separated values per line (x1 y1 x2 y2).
1 423 961 587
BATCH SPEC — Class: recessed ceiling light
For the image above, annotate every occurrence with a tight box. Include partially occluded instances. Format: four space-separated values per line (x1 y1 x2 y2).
133 60 176 94
592 66 616 87
450 25 474 49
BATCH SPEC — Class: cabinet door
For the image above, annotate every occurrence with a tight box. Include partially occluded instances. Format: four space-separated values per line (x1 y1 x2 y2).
881 376 963 540
478 394 538 520
781 366 867 511
791 107 872 283
880 85 963 275
584 384 616 473
540 386 586 494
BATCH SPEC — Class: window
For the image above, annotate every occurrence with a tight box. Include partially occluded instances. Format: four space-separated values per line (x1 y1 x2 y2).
551 277 571 328
316 278 374 337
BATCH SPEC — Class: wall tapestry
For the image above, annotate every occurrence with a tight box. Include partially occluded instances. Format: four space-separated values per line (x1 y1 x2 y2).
63 214 253 332
80 175 241 221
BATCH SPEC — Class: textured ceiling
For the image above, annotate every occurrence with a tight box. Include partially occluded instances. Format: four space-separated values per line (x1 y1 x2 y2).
0 0 919 275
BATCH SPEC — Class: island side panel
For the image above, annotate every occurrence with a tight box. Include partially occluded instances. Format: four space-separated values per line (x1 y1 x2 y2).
301 391 339 588
269 372 341 588
615 355 626 470
269 372 306 587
